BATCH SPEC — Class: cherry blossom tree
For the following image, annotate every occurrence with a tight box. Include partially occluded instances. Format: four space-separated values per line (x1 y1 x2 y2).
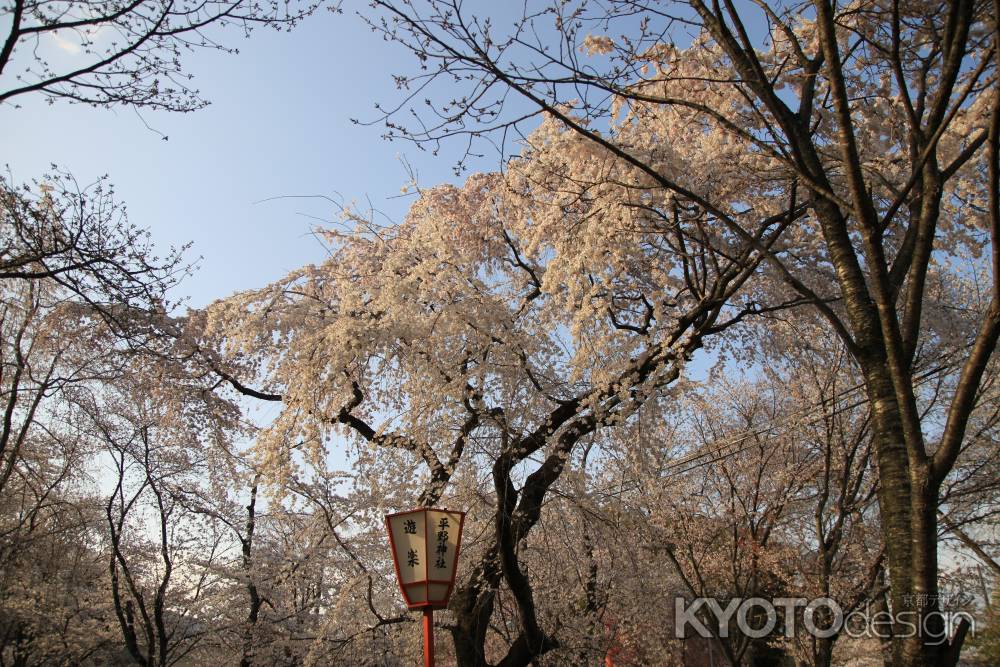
0 171 195 666
0 472 114 666
191 157 798 664
357 1 1000 663
0 171 191 563
81 357 245 667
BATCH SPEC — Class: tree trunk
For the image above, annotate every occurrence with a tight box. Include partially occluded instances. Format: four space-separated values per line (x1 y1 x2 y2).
449 547 501 667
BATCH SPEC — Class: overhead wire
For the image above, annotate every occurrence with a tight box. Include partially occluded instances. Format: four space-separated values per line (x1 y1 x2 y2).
591 342 980 500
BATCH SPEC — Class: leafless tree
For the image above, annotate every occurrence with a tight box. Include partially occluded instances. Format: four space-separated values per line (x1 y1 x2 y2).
0 0 327 111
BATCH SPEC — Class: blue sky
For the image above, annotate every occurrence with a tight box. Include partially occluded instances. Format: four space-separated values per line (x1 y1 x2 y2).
1 6 502 474
1 8 494 308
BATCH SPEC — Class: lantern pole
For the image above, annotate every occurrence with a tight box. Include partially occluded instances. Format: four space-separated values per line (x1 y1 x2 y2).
422 608 435 667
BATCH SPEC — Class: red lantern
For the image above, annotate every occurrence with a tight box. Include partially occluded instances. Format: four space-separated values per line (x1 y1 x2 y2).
385 507 465 609
386 508 466 667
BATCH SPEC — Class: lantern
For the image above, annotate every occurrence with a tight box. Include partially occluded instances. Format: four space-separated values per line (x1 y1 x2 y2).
386 507 465 609
386 507 465 667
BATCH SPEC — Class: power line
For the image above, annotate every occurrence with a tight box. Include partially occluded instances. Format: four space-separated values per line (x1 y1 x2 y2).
595 346 977 500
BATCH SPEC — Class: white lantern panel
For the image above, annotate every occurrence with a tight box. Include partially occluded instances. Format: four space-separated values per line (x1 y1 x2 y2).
388 511 427 585
425 510 462 581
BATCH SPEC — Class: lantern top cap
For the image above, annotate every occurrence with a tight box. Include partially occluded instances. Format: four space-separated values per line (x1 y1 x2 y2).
385 507 466 518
